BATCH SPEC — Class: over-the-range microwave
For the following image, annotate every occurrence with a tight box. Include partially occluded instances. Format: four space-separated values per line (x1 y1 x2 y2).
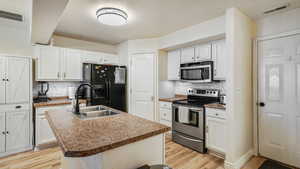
180 61 213 83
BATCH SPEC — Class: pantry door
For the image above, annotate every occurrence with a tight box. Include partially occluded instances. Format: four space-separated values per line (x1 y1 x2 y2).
258 34 300 168
130 53 155 121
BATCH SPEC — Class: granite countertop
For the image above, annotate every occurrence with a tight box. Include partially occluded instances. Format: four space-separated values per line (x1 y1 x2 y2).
33 96 86 108
204 103 226 110
45 106 170 157
159 95 187 102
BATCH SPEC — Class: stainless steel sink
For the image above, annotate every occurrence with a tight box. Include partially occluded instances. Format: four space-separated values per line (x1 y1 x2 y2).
74 106 120 119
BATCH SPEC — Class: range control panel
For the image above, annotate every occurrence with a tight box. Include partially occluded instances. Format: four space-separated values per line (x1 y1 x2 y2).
187 88 220 97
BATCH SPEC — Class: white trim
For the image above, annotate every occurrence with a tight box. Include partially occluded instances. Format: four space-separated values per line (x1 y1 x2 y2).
256 29 300 41
224 149 254 169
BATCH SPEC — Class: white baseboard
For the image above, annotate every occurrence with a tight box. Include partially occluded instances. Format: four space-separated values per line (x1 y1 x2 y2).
224 149 254 169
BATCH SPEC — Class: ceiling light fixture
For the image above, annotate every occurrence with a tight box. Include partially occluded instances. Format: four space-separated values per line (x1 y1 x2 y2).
96 7 128 26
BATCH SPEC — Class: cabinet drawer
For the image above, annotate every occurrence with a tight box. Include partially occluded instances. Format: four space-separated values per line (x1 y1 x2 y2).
160 108 172 121
206 108 226 119
159 101 172 109
0 104 29 112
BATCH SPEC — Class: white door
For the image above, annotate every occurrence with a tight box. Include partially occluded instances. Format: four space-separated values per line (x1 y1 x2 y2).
36 115 56 145
0 112 5 153
62 49 82 81
131 53 155 120
6 57 30 104
36 46 61 80
5 111 29 152
181 47 195 63
0 56 6 104
195 43 211 61
258 36 296 166
167 50 181 80
212 40 227 80
206 117 226 154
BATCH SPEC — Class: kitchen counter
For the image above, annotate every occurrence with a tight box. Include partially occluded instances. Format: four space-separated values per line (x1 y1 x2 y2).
45 106 170 158
33 96 86 108
204 103 226 110
159 94 187 102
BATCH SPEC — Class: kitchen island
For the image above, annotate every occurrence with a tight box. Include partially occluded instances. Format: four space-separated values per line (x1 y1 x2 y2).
45 106 170 169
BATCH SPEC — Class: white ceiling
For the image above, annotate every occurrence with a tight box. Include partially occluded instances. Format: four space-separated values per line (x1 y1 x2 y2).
55 0 300 45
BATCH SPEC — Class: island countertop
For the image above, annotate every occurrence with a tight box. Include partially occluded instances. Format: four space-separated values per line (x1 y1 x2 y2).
45 106 170 157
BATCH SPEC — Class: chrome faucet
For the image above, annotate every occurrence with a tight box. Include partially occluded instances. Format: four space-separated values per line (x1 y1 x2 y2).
73 83 93 114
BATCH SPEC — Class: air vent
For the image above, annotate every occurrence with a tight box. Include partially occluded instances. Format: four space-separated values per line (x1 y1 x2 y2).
264 4 289 14
0 10 23 22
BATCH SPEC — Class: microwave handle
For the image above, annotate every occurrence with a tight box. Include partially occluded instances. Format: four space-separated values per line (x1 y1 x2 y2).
180 65 211 70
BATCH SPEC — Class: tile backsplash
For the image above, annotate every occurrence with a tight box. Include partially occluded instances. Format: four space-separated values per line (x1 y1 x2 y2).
33 81 80 97
174 81 226 95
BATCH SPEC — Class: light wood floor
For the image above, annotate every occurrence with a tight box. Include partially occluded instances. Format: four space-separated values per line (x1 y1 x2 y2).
0 136 267 169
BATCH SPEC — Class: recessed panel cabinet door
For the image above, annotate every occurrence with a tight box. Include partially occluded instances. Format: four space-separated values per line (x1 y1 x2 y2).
195 44 211 61
167 50 181 80
181 47 195 63
63 49 82 81
206 117 226 154
0 112 5 153
36 46 61 80
212 40 227 80
0 57 6 104
5 111 29 152
6 57 29 104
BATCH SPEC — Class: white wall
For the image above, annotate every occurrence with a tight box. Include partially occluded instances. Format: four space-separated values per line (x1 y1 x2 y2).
257 8 300 37
225 8 256 169
159 15 226 50
52 35 117 54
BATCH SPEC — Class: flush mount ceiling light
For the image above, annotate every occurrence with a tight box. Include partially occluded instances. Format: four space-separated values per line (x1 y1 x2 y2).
96 7 128 26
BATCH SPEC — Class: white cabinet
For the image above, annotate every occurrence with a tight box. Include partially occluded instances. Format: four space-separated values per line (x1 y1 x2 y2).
195 44 212 61
206 108 226 154
35 46 82 81
0 112 5 153
102 54 119 65
167 50 181 80
35 46 61 80
81 51 102 64
5 111 30 153
212 40 227 80
62 49 82 81
0 57 30 104
35 105 72 146
159 101 172 127
181 47 195 63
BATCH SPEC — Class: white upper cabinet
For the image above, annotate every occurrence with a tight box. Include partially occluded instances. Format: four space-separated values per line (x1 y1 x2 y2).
62 49 82 81
5 110 30 153
195 44 212 61
35 46 61 80
181 47 195 63
0 57 6 104
212 39 227 80
0 112 5 153
167 50 181 80
6 57 30 104
81 51 102 64
102 54 119 65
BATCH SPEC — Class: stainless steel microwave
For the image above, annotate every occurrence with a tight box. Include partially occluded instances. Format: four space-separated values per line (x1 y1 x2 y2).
180 61 213 83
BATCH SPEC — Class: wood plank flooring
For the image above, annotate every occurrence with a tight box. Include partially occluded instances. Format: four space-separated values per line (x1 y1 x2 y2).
0 136 267 169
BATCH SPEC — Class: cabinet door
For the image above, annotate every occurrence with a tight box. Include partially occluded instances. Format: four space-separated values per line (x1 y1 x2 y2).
206 117 226 154
5 111 30 152
36 46 61 80
6 57 30 104
82 51 102 64
181 47 195 63
167 50 181 80
212 40 227 80
0 57 6 104
36 115 56 145
62 49 82 81
0 112 5 153
195 44 212 61
102 54 119 65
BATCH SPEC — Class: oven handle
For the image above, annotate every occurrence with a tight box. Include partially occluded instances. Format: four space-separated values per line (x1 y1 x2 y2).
173 105 203 112
176 134 203 143
180 65 211 70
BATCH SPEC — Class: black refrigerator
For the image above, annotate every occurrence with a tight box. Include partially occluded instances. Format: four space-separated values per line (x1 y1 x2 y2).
82 63 126 112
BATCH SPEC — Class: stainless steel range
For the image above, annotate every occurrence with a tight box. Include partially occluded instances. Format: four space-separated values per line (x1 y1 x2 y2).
172 88 219 153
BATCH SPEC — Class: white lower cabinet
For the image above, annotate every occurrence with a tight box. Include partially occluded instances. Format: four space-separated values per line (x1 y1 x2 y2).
0 112 5 153
35 105 72 146
159 101 172 127
206 108 226 154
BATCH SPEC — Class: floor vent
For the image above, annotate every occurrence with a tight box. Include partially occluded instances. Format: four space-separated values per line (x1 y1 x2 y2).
0 10 23 22
263 4 289 14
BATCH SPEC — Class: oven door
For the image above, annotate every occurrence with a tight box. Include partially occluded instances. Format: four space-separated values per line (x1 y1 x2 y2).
172 104 204 139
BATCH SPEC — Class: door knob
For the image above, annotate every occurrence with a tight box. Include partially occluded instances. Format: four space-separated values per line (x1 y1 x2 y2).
258 102 265 107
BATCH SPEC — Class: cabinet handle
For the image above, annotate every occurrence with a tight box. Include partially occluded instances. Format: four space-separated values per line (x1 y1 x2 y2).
57 72 60 78
6 79 9 81
15 105 22 109
215 113 219 116
1 131 5 135
2 79 5 81
6 131 9 135
64 72 66 78
206 126 208 133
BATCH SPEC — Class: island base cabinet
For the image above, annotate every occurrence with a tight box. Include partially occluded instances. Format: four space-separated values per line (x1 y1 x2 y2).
62 134 165 169
0 112 5 153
